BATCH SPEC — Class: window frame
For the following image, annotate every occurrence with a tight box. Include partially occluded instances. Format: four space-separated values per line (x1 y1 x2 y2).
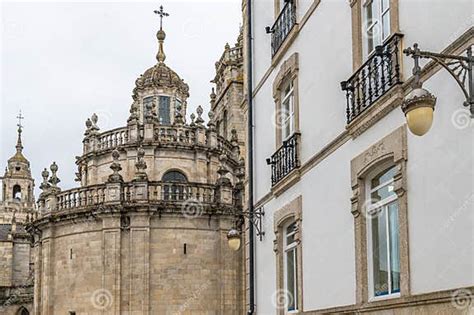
273 196 303 314
349 126 409 305
158 95 171 125
350 0 399 71
362 0 391 58
283 221 298 312
365 165 401 301
273 53 299 148
280 79 295 142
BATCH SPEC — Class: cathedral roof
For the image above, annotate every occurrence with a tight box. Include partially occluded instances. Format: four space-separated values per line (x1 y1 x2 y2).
8 122 30 165
134 62 189 98
133 11 189 99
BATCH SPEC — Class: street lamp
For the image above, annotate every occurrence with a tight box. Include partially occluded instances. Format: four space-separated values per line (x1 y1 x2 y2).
226 207 265 251
402 43 473 136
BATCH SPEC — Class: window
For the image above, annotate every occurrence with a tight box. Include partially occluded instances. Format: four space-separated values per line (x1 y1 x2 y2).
13 185 22 200
367 165 400 298
162 170 188 201
280 80 295 141
162 171 187 183
284 221 298 311
363 0 390 57
158 96 171 125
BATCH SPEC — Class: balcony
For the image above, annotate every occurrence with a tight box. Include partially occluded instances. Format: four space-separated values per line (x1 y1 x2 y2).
267 133 300 187
341 33 404 124
54 181 216 211
267 0 297 57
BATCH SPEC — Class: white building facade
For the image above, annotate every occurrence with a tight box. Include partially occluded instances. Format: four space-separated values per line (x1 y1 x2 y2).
246 0 473 313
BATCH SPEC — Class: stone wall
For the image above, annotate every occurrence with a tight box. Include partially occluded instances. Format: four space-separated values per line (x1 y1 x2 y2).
34 213 242 315
0 241 13 287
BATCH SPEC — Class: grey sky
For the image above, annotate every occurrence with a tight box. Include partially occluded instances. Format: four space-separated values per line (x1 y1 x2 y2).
0 0 241 197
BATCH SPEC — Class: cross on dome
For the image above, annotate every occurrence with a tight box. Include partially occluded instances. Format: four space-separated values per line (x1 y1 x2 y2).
153 5 169 63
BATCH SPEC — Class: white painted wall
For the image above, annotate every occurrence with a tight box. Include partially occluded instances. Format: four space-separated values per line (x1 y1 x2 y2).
252 0 473 313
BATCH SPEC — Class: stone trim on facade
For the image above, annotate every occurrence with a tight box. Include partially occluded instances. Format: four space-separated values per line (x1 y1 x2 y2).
273 52 300 147
350 125 410 305
302 285 473 314
273 195 303 314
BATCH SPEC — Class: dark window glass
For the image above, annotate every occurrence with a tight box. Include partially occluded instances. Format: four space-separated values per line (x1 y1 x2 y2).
159 96 171 125
162 171 187 183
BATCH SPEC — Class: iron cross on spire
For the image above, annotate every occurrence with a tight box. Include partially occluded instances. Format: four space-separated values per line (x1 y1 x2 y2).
154 5 169 30
16 110 24 130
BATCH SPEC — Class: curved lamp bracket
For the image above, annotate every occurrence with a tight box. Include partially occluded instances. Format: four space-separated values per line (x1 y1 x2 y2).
404 43 473 116
233 206 265 241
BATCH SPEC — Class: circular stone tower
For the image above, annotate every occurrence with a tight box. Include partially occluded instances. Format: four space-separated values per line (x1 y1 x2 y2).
30 9 245 315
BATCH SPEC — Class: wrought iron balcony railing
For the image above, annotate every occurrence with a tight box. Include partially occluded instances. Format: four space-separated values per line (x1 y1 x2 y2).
266 133 300 187
266 0 297 57
341 33 403 124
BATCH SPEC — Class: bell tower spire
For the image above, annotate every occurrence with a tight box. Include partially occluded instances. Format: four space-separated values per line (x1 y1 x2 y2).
15 110 24 154
154 5 169 63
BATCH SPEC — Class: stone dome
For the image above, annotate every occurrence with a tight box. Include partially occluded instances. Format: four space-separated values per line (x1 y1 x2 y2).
133 62 190 99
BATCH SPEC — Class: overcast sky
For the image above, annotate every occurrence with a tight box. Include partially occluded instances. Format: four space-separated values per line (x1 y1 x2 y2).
0 0 241 197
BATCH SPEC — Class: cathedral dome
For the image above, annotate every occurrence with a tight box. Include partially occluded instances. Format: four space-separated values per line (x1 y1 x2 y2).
134 62 189 98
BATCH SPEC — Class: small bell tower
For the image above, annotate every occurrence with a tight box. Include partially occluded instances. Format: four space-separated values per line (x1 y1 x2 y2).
0 111 35 223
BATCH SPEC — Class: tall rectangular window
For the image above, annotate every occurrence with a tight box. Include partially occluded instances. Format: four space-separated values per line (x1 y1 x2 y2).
363 0 390 57
281 80 295 141
284 221 298 311
159 96 171 125
367 165 400 298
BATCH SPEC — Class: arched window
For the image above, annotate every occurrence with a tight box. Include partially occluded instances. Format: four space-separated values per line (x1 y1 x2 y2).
162 171 187 183
162 171 188 201
13 185 22 200
17 307 29 315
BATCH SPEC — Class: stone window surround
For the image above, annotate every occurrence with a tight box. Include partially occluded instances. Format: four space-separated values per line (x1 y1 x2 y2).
273 195 303 314
273 52 300 148
350 0 400 70
350 125 409 305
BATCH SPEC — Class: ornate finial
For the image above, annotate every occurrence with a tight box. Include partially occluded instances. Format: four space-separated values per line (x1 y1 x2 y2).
195 105 205 125
134 147 148 180
16 110 24 153
154 5 169 63
48 162 61 187
207 110 215 130
40 168 50 191
190 113 196 127
108 150 123 183
89 113 100 132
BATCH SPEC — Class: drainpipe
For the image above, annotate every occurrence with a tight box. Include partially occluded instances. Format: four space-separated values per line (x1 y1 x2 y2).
246 0 255 314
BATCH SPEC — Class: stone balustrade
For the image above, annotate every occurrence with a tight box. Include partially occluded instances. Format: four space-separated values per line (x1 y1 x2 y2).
154 125 196 145
51 181 218 212
97 127 129 150
83 124 235 156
